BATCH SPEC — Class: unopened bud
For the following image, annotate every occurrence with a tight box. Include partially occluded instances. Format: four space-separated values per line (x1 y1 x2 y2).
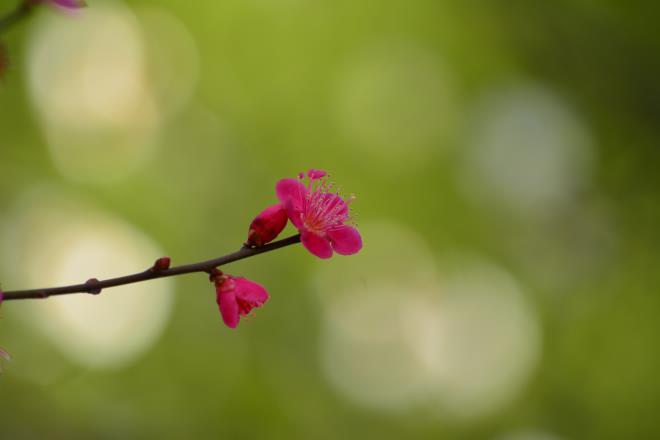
152 257 171 272
246 204 288 247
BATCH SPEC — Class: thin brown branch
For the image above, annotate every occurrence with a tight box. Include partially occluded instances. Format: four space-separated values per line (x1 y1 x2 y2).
1 234 301 301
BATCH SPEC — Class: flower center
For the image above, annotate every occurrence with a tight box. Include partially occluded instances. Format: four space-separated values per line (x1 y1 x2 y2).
237 297 259 316
300 177 352 233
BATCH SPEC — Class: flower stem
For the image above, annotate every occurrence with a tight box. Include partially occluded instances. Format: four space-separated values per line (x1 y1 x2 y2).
0 1 34 35
1 234 301 301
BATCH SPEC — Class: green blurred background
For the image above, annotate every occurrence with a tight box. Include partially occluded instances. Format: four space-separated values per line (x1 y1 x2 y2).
1 0 659 438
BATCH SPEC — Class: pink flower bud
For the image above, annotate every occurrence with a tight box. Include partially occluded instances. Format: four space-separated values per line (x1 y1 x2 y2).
246 204 288 247
152 257 171 272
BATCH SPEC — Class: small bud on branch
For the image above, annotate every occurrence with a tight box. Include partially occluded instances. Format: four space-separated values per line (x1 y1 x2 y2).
151 257 171 273
246 204 288 247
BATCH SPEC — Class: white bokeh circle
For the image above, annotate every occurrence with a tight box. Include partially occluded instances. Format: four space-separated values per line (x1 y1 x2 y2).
1 186 174 369
315 222 541 420
27 0 199 183
460 82 594 219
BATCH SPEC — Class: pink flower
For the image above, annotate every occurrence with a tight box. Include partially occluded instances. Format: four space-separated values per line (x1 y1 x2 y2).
213 273 269 329
246 204 288 247
276 169 362 259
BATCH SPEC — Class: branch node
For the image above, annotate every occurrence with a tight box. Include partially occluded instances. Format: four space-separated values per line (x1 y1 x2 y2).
85 278 102 295
207 267 223 282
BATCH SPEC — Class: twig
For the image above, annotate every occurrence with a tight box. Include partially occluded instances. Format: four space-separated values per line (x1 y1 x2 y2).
1 234 301 301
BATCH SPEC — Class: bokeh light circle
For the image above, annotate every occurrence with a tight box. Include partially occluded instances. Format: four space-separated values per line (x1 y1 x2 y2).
418 257 541 420
315 222 440 411
315 222 541 420
460 82 595 219
27 0 199 183
0 186 174 370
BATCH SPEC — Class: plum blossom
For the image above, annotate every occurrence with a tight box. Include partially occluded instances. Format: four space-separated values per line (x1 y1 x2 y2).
246 204 288 247
276 169 362 259
212 273 269 329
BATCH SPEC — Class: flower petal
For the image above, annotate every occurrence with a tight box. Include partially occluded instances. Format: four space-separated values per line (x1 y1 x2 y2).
233 278 269 305
276 178 307 209
276 178 308 229
217 290 240 329
301 231 333 259
282 200 304 229
307 169 327 180
328 225 362 255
